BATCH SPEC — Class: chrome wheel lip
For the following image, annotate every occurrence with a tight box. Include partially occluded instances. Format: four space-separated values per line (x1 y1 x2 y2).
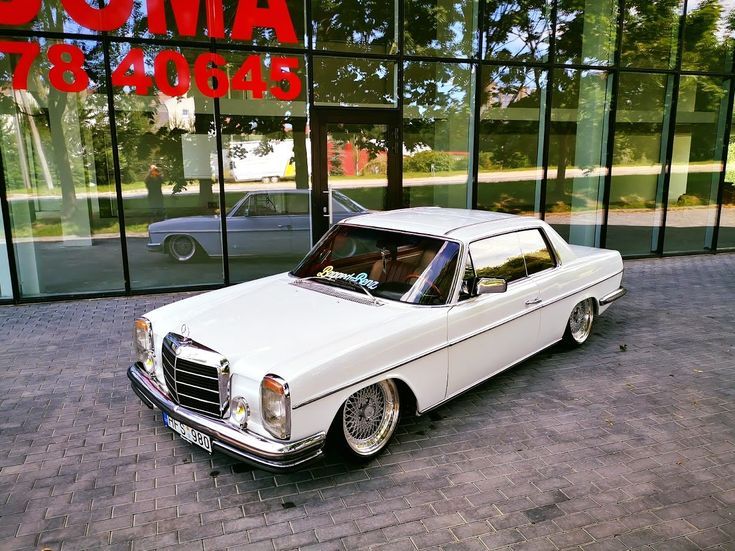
569 299 594 343
170 236 196 262
342 380 400 457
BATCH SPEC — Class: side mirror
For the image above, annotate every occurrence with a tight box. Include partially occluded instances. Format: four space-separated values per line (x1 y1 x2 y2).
476 277 507 295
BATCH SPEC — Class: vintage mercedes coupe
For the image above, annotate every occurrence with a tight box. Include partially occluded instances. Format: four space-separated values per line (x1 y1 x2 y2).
128 208 626 471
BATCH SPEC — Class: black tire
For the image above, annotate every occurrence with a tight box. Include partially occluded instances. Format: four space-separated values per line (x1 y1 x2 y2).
167 235 199 262
331 380 401 460
563 298 595 346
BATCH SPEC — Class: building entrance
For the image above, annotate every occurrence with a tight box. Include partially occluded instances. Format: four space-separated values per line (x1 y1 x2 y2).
311 108 402 240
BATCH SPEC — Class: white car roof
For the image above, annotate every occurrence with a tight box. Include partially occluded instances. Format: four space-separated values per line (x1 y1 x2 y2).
342 207 541 241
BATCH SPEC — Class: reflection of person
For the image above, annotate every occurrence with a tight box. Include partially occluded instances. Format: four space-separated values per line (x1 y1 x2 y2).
145 165 165 220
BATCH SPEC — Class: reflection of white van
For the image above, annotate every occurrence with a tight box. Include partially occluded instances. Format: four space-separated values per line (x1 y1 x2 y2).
223 140 294 183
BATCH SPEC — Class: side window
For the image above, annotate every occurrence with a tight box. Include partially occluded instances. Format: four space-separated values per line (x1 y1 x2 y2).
469 233 527 284
518 229 556 275
250 193 285 216
285 193 309 215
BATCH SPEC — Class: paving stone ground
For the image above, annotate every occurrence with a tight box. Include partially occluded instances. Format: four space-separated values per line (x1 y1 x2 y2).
0 254 734 551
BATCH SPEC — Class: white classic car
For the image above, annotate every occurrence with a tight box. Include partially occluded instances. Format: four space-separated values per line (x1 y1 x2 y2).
128 208 626 471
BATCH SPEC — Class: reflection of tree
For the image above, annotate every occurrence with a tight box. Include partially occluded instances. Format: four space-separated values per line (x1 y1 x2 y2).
484 0 550 61
404 0 474 57
312 0 393 52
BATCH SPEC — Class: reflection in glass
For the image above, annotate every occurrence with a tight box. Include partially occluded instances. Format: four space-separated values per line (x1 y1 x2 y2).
327 123 389 217
664 76 729 253
555 0 617 65
681 0 735 73
546 69 611 246
113 0 306 48
111 45 224 289
0 207 11 299
313 0 395 54
477 66 545 216
0 39 125 297
606 73 672 256
218 51 310 282
313 57 396 107
719 111 735 250
469 232 526 283
0 0 97 34
403 61 472 208
621 0 682 69
483 0 551 62
404 0 479 58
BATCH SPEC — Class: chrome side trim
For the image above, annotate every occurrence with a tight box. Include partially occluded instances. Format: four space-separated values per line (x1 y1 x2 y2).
292 268 624 410
599 287 626 305
128 364 325 472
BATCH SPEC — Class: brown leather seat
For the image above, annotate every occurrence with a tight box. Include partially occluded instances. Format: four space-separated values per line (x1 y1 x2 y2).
369 258 414 283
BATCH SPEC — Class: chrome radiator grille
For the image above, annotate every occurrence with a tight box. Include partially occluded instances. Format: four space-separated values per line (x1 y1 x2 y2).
161 333 230 418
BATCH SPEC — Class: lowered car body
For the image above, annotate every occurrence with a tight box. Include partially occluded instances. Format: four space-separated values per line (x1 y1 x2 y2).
128 207 625 471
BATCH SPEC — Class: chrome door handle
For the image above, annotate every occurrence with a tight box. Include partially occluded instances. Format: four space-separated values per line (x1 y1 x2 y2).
277 224 292 230
525 298 542 305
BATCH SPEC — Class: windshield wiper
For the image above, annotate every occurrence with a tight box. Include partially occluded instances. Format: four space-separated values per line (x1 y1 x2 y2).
302 276 379 303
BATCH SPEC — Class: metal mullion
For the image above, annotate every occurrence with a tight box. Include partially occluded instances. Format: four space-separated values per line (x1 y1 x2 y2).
468 0 485 211
599 0 626 248
712 36 735 252
211 40 229 286
303 49 399 62
102 38 131 294
539 0 558 221
656 0 688 255
396 0 404 209
0 130 21 303
711 76 735 252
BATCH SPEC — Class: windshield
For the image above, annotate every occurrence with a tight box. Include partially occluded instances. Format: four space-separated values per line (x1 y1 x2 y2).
292 225 461 305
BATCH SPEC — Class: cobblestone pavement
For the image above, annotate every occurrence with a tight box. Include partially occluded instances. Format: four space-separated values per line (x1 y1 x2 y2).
0 255 734 551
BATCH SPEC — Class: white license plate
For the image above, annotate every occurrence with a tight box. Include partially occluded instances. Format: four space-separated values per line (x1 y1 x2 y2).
163 412 212 453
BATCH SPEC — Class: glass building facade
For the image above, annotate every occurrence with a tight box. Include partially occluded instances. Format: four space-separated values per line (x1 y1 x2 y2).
0 0 734 302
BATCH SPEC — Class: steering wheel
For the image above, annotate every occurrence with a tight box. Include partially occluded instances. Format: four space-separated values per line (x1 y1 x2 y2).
404 273 442 297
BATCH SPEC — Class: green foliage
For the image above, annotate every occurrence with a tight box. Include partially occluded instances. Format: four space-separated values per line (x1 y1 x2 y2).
403 150 454 173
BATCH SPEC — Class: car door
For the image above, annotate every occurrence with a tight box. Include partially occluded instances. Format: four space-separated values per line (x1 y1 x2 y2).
518 228 568 348
446 232 542 397
226 192 294 256
283 191 311 256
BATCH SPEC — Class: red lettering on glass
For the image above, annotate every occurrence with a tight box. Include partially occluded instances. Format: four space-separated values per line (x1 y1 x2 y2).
148 0 224 38
111 48 152 95
269 57 301 100
0 0 41 25
231 0 297 43
0 41 41 88
47 43 89 92
61 0 133 31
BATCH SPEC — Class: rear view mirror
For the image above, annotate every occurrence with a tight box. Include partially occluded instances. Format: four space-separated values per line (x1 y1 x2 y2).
476 277 507 295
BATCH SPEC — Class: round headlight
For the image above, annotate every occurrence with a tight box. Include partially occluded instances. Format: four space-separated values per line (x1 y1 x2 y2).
229 397 249 429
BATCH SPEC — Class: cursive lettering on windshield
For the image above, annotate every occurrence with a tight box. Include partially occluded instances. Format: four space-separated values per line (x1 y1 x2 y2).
317 266 379 290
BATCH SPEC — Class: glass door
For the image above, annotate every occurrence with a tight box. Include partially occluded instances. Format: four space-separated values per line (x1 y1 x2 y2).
311 109 401 240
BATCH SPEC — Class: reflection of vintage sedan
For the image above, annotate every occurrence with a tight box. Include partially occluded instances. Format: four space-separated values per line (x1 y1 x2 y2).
147 189 367 261
129 208 626 471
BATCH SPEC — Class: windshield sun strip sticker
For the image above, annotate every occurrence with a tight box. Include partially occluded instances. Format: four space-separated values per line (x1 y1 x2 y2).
291 268 623 410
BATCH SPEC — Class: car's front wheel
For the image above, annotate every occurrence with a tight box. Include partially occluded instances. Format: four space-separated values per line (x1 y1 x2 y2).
563 298 595 346
167 235 199 262
339 380 400 459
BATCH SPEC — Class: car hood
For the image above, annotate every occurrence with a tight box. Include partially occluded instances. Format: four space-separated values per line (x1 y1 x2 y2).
145 274 439 385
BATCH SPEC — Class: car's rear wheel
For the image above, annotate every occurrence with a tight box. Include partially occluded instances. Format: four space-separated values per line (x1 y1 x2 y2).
563 298 595 346
167 235 198 262
339 380 400 458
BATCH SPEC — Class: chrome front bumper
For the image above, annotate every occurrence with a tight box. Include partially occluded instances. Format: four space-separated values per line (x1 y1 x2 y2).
127 364 326 472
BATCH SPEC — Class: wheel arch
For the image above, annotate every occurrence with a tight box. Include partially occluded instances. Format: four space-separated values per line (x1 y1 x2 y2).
163 233 208 258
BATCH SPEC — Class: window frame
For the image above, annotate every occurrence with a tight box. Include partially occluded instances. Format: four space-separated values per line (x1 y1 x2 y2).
459 227 560 302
